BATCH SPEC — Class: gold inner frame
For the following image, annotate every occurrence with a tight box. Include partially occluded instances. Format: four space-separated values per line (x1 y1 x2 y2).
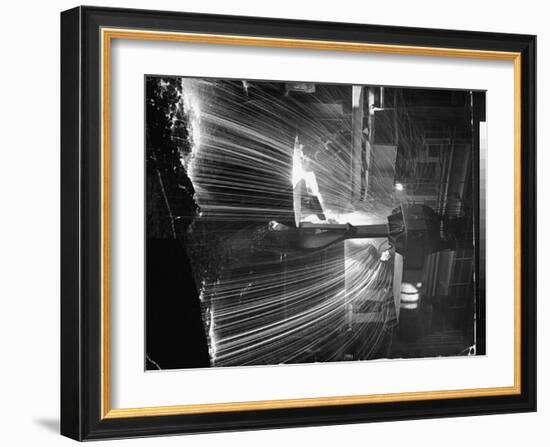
100 27 522 419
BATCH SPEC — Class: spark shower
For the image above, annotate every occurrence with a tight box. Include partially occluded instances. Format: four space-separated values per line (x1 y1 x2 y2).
145 76 485 370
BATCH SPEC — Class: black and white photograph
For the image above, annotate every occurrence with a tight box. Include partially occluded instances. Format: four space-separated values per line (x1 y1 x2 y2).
145 76 486 370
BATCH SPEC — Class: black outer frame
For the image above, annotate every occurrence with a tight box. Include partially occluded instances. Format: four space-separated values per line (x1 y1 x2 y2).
60 5 536 441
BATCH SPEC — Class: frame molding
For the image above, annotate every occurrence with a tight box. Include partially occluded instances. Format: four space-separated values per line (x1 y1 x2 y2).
61 6 536 441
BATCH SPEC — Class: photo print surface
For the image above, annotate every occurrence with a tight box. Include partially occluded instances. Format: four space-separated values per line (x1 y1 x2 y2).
145 76 486 370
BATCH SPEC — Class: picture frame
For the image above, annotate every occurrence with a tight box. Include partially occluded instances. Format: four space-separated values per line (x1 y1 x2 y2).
60 5 536 441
